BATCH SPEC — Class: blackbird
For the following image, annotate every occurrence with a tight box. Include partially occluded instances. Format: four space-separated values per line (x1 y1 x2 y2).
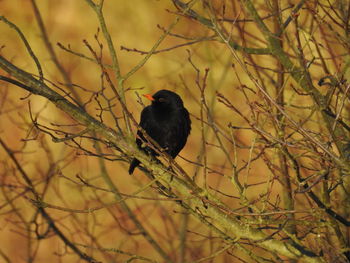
128 89 191 174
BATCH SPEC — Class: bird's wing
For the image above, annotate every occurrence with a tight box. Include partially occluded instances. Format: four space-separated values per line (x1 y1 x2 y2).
181 108 191 135
165 108 191 157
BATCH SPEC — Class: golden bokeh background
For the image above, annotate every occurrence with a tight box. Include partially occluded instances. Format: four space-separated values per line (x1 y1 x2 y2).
0 0 348 262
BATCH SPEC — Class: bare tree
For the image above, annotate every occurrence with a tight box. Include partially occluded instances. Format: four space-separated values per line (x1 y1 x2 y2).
0 0 350 262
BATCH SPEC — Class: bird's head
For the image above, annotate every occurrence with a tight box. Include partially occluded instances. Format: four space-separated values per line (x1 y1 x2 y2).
143 89 184 110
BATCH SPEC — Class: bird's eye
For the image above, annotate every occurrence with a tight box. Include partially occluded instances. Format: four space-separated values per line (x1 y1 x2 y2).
158 97 166 103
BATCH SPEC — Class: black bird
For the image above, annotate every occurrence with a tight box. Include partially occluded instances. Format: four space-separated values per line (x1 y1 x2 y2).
128 89 191 174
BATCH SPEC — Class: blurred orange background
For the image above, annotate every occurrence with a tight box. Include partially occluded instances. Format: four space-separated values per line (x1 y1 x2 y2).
0 0 344 262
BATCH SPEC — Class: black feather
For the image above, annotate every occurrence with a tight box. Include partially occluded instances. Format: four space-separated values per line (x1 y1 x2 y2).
129 90 191 174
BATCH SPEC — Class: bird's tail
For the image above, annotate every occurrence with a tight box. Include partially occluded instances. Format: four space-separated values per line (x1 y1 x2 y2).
128 158 140 174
